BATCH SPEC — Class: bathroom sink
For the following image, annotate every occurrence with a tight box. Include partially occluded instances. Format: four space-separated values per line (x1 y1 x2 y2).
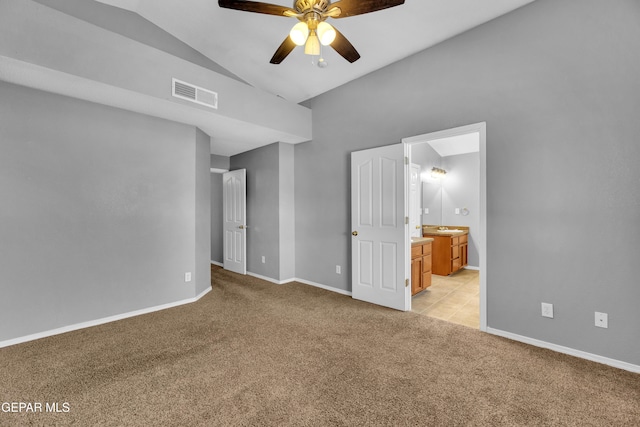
437 229 463 232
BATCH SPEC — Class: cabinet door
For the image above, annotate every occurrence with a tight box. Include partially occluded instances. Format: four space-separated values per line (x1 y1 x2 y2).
451 244 459 260
461 243 468 267
452 257 461 272
422 253 432 289
411 257 422 295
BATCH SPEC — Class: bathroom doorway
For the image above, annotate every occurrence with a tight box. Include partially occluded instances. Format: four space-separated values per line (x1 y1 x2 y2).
403 123 487 331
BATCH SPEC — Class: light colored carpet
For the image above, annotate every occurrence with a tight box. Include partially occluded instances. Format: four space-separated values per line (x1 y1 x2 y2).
1 265 638 426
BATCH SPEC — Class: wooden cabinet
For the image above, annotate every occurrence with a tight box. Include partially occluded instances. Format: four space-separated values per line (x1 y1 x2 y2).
431 233 468 276
411 240 432 295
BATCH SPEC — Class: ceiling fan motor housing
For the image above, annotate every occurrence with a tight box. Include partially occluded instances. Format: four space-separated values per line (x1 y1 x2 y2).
294 0 330 14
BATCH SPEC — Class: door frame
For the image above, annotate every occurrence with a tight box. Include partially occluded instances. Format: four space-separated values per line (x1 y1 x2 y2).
402 122 487 331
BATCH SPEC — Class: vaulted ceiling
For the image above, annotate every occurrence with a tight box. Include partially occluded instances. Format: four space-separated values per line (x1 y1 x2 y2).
3 1 536 156
96 0 535 103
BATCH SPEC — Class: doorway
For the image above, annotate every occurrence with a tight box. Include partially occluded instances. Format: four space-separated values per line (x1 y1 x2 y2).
403 123 487 331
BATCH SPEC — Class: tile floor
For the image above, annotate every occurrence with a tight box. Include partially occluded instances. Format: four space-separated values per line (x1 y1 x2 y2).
411 269 480 328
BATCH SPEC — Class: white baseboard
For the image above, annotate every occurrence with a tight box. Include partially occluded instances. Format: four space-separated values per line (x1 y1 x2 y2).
487 327 640 374
0 287 212 349
210 260 223 267
293 278 353 297
213 263 351 298
464 265 480 271
247 271 294 285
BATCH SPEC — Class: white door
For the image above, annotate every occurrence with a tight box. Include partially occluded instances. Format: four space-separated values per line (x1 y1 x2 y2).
351 143 409 311
410 163 422 238
223 169 246 275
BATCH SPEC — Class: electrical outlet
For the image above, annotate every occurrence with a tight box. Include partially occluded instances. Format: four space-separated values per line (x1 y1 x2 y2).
595 312 608 328
424 208 429 214
261 256 266 264
541 302 554 318
184 272 192 282
336 265 341 274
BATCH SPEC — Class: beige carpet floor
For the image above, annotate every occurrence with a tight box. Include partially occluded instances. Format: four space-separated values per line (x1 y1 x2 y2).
1 265 639 426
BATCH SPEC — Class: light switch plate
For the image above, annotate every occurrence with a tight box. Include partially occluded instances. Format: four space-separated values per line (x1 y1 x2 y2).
185 272 192 282
455 208 460 214
541 302 554 318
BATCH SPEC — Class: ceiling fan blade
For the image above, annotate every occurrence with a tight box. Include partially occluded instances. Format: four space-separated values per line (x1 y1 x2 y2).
218 0 297 17
329 0 404 18
330 28 360 63
270 36 297 64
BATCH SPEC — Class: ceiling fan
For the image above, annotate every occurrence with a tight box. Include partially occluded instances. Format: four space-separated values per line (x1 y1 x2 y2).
218 0 405 64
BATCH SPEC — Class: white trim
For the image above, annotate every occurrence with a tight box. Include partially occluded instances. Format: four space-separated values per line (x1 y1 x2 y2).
402 122 487 331
247 271 294 285
214 262 352 297
294 278 353 297
210 168 228 174
464 266 480 271
487 327 640 374
0 287 212 349
211 260 223 267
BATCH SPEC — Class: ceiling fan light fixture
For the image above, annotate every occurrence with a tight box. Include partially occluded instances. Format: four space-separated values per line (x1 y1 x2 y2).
289 22 309 46
304 31 320 55
316 21 336 46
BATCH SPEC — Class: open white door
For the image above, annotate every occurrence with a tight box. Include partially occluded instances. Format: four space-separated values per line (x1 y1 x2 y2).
223 169 246 275
410 163 422 238
351 143 409 311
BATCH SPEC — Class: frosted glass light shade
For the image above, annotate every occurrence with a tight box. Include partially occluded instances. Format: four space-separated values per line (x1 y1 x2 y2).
317 22 336 46
304 31 320 55
290 22 309 46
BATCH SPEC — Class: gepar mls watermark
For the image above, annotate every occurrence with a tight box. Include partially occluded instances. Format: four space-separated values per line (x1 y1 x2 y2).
2 402 70 413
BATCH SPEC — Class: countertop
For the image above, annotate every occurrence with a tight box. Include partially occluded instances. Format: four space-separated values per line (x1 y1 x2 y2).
422 226 469 237
411 237 434 245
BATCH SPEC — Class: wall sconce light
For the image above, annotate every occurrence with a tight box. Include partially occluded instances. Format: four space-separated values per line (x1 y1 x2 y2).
431 167 447 179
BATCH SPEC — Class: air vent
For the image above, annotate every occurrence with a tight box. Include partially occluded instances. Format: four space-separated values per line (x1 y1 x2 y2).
172 78 218 109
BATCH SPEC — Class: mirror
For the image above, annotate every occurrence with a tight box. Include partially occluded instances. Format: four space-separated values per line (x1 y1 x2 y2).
410 133 481 267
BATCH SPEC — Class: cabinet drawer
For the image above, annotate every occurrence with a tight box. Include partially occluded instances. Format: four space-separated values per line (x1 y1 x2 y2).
411 245 422 258
452 258 461 272
422 242 432 255
451 245 459 259
452 236 459 246
422 254 432 272
459 234 468 244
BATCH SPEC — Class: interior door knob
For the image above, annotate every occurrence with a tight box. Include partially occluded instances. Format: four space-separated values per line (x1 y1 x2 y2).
238 225 245 229
352 231 358 236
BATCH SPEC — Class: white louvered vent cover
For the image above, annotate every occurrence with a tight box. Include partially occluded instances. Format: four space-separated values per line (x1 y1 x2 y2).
172 78 218 109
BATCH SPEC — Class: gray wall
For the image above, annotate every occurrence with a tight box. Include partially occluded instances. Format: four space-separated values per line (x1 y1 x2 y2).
297 0 640 366
210 154 230 171
0 81 209 342
413 143 443 225
32 0 246 83
231 143 281 279
195 128 212 295
220 142 296 282
210 173 224 264
278 143 296 281
210 155 229 264
441 153 480 268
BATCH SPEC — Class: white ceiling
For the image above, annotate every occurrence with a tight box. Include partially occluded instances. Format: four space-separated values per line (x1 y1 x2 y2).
428 132 479 157
95 0 536 104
